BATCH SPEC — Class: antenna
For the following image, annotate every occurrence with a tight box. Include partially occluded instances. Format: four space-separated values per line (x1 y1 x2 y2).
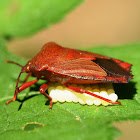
5 60 23 67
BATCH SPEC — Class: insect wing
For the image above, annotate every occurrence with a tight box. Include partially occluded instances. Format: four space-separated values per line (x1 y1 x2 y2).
48 58 133 83
48 59 107 78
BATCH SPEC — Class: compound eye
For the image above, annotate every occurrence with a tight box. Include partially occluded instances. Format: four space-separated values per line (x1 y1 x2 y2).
26 66 30 72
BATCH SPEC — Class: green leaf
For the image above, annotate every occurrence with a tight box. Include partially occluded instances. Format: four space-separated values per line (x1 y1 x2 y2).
0 41 140 140
0 0 83 38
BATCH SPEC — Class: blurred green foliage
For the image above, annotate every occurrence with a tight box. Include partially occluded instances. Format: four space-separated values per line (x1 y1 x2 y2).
0 0 83 38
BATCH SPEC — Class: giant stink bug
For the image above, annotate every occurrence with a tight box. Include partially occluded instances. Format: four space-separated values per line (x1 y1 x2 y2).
6 42 133 108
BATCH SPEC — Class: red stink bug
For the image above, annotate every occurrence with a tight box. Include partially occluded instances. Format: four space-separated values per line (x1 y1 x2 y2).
6 42 133 108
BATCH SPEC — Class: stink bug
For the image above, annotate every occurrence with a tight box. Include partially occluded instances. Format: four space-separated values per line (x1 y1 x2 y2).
6 42 133 108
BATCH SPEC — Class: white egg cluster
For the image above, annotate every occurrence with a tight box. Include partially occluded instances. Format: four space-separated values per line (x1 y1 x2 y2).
48 83 118 106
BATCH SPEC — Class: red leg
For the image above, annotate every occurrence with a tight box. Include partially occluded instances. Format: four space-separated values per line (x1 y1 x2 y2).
39 82 53 109
23 73 32 83
65 84 121 105
6 79 39 104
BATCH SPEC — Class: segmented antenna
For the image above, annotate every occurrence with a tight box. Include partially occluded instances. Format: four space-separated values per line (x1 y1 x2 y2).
5 60 23 67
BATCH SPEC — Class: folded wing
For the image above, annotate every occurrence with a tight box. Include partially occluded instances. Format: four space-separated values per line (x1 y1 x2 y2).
48 58 133 83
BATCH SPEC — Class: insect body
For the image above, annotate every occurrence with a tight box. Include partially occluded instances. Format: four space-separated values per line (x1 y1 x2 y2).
6 42 133 108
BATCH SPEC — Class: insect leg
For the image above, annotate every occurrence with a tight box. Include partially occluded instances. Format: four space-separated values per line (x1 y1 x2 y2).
65 84 121 105
6 79 39 104
39 82 53 109
23 73 32 83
